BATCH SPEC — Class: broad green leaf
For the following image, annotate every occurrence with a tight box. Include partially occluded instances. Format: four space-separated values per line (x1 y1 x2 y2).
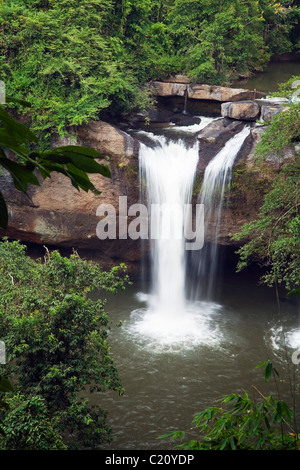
6 96 32 107
66 154 110 176
0 158 40 192
0 106 37 143
48 145 100 158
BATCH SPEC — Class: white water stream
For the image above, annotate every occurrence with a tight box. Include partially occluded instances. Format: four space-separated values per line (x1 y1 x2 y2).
194 126 251 300
124 119 252 351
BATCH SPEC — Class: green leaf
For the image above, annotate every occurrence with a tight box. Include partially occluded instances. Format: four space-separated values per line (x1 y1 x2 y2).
287 288 300 297
67 154 110 176
0 106 37 144
255 360 269 369
264 362 273 383
0 158 40 192
6 96 32 107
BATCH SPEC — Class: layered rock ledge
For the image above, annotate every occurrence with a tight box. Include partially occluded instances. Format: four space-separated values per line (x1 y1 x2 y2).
152 81 267 102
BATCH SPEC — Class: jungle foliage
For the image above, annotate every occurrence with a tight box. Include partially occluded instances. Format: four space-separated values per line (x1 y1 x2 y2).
0 239 130 449
232 78 300 292
0 0 299 138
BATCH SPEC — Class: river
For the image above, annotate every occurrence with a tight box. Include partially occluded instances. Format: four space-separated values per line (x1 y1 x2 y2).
95 264 299 450
231 59 300 92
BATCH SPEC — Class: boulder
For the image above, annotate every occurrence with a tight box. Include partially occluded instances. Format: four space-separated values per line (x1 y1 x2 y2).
221 101 260 121
188 84 265 101
152 81 266 101
151 81 187 97
260 103 286 122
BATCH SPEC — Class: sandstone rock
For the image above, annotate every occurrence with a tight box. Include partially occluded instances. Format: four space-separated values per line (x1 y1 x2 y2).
152 81 266 101
221 101 260 121
188 84 265 101
152 81 187 97
0 120 143 275
53 120 139 165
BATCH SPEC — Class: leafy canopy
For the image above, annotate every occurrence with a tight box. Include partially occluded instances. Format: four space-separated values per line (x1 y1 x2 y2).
0 0 299 137
0 238 130 449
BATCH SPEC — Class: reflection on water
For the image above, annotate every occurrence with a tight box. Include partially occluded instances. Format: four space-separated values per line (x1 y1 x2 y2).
91 268 300 450
232 61 300 92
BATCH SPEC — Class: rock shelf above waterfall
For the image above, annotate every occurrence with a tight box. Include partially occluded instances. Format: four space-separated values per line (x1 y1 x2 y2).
151 80 267 102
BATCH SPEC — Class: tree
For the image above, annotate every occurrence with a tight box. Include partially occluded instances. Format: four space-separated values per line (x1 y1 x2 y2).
0 239 130 449
167 0 270 83
0 394 67 450
0 0 154 137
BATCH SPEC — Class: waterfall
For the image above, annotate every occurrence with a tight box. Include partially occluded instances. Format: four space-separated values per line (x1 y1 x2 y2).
126 121 250 351
139 135 199 318
191 126 251 300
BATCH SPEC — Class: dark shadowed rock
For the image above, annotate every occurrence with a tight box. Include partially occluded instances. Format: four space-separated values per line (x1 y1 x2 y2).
197 118 248 170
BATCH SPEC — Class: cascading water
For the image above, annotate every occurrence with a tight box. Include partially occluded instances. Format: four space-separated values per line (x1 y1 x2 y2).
191 126 251 300
139 134 199 319
125 119 251 352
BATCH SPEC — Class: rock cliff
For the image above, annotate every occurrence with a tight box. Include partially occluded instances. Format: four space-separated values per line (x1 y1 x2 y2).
0 85 284 275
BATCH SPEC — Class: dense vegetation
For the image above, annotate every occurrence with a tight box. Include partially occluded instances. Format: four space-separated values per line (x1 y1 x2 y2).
0 0 299 139
160 360 299 450
0 239 129 449
232 79 300 293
